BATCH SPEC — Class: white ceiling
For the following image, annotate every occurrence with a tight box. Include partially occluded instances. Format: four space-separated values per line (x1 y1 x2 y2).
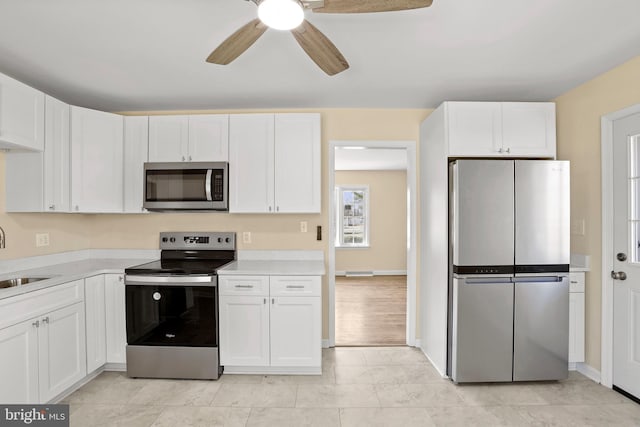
0 0 639 112
335 148 407 170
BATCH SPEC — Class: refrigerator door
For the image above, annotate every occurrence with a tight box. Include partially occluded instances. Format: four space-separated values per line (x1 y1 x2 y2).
451 276 514 383
451 160 515 268
514 161 570 269
513 275 569 381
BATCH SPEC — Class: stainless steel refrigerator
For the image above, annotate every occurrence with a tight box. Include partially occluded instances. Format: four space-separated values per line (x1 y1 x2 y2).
447 160 570 383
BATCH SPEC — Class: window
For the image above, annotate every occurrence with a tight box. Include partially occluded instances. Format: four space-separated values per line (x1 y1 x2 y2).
336 186 369 247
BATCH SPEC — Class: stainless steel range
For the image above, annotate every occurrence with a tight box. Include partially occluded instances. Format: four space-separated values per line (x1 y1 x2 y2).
124 232 235 380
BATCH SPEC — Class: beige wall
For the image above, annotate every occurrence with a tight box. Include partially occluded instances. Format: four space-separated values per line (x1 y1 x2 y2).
335 170 407 273
0 108 431 341
555 55 640 370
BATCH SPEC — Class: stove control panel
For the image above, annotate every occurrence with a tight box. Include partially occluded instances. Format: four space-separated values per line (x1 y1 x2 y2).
159 232 236 251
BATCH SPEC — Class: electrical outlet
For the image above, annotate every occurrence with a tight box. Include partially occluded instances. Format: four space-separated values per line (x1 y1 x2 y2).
242 231 252 244
300 221 308 233
36 233 50 247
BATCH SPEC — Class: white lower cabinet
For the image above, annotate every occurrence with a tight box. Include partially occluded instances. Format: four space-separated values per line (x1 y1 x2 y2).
105 274 127 364
0 300 87 404
85 275 106 373
219 275 321 373
569 271 586 364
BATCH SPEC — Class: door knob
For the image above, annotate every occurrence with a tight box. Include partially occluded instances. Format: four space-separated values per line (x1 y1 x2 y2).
611 271 627 280
617 252 627 261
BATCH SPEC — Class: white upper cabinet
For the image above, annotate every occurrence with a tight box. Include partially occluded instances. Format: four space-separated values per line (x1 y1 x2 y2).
148 114 228 162
0 72 45 151
229 113 321 213
44 96 71 212
5 95 70 213
70 106 124 213
446 102 556 158
123 116 149 213
229 114 274 213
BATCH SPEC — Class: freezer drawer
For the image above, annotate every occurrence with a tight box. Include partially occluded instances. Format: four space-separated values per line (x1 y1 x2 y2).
513 275 569 381
451 276 514 383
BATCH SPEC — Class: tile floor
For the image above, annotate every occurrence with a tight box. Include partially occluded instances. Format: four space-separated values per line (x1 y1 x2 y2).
63 347 640 426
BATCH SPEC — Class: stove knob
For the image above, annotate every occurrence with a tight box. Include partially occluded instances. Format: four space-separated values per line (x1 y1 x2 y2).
162 237 168 243
225 237 230 243
170 237 176 243
218 237 223 243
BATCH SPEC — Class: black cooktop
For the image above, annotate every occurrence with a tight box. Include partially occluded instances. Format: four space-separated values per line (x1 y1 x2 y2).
125 258 234 276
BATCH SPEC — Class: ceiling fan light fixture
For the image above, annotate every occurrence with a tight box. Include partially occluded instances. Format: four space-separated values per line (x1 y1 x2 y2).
258 0 304 31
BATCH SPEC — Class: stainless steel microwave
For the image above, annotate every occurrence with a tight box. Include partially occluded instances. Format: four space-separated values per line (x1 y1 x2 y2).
143 162 229 211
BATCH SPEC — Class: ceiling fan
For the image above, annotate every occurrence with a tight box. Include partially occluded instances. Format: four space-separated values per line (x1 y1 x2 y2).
206 0 433 76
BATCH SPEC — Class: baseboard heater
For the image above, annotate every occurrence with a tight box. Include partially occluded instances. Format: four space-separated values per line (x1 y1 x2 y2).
345 271 374 277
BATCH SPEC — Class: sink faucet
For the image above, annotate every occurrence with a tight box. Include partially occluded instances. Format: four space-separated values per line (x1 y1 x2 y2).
0 226 5 249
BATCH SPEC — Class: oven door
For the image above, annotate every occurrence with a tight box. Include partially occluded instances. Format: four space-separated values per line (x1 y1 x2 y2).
143 162 228 211
125 275 218 348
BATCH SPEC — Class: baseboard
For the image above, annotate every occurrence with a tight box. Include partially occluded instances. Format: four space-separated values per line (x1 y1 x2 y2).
576 362 601 383
322 339 331 349
335 270 407 276
104 363 127 372
224 366 321 375
568 362 577 371
419 346 447 378
413 339 421 348
50 368 104 403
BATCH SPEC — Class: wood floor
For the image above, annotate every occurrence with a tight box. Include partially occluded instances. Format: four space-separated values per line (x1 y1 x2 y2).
335 275 407 346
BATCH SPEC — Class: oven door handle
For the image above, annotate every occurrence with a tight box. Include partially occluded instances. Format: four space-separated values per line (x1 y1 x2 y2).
205 169 213 201
125 275 216 286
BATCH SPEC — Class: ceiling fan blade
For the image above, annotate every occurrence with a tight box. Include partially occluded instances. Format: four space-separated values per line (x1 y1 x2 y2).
206 18 268 65
313 0 433 13
291 20 349 76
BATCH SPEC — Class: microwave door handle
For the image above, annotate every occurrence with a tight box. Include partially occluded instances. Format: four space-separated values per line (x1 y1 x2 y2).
205 169 213 201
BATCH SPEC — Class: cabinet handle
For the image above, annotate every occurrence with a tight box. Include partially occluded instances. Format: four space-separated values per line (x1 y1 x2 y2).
119 276 123 282
505 148 511 154
264 298 267 304
276 206 279 212
286 285 305 289
32 320 40 328
182 156 186 162
189 156 192 161
75 205 80 211
235 285 254 288
268 206 272 212
272 298 275 304
42 317 49 324
49 205 55 211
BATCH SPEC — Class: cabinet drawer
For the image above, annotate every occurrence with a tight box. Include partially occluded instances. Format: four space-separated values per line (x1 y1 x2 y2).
270 276 321 297
219 276 269 296
0 280 84 330
569 272 585 293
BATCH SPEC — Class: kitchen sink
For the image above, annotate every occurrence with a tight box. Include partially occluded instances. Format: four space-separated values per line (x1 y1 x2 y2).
0 277 51 289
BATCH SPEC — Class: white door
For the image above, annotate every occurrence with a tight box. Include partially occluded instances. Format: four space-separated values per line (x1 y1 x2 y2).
188 114 229 161
274 114 321 213
0 73 45 150
105 274 127 364
229 114 274 213
270 296 321 367
219 295 270 366
148 115 189 162
612 112 640 400
38 303 87 402
84 275 106 373
123 116 149 213
0 319 40 403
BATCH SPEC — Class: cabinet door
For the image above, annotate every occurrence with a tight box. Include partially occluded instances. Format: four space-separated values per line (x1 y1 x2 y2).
229 114 275 213
124 116 149 213
4 151 44 212
219 295 270 366
70 106 124 213
105 274 127 364
84 276 106 373
148 116 188 162
447 102 502 157
270 296 321 367
569 292 585 363
188 114 229 161
274 114 321 213
0 72 45 151
44 96 71 212
0 319 39 403
38 302 87 402
502 102 556 158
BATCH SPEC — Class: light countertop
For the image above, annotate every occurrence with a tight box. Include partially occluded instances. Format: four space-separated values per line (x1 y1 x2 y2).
219 260 326 276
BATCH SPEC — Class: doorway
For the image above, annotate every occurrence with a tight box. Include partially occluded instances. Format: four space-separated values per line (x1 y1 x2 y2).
602 106 640 401
328 140 417 348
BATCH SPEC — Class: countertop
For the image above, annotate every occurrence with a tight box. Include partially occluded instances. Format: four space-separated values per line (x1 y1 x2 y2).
219 260 326 276
0 258 154 300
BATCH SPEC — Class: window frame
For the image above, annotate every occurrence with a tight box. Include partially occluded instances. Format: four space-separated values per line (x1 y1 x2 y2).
335 185 370 248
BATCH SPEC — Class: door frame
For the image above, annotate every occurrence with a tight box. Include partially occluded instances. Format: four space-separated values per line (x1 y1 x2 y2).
600 103 640 388
328 139 417 347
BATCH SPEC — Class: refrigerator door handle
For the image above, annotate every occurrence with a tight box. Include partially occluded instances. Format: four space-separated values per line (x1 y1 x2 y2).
463 277 513 284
